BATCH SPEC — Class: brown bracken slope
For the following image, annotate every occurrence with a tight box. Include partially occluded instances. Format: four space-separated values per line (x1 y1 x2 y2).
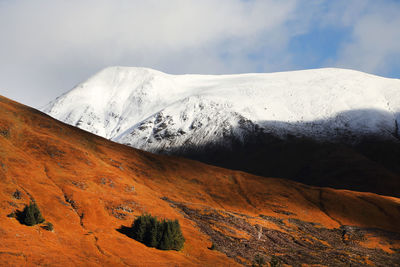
0 95 399 267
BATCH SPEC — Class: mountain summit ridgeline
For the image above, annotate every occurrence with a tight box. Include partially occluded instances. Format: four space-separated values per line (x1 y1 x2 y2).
44 67 400 196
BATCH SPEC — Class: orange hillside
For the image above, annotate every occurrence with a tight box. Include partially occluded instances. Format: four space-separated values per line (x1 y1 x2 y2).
0 95 399 266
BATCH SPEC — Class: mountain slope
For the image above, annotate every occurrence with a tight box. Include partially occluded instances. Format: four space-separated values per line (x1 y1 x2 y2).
43 67 400 197
44 67 400 148
2 95 400 265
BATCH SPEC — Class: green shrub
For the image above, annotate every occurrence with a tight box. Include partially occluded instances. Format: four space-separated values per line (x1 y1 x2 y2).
210 242 217 250
42 222 54 231
21 202 44 226
129 214 185 251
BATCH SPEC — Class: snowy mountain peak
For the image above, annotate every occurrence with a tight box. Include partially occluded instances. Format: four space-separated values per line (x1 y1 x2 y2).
44 67 400 153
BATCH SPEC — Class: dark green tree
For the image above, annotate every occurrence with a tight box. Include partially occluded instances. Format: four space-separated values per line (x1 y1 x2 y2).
159 220 174 250
158 219 185 250
21 202 44 226
131 214 149 242
144 216 160 247
169 219 185 251
128 214 185 251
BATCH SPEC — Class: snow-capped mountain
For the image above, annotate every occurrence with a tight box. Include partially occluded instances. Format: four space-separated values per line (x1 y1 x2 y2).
43 67 400 154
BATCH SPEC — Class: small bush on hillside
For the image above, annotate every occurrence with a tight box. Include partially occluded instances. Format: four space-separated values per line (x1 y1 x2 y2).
20 202 45 226
42 222 54 231
128 214 185 251
210 242 217 250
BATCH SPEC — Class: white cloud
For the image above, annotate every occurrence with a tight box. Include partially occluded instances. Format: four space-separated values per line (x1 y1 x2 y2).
334 2 400 74
0 0 298 107
309 0 400 75
0 0 399 108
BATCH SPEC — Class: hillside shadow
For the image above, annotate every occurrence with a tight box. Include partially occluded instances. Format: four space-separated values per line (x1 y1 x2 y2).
116 225 134 239
11 210 26 224
158 109 400 197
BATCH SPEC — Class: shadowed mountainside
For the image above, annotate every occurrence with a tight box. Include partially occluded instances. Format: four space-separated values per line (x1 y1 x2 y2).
43 66 400 198
158 109 400 198
1 95 400 266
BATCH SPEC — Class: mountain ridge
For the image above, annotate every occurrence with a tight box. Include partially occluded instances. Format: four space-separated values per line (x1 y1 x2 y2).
44 66 400 147
42 67 400 197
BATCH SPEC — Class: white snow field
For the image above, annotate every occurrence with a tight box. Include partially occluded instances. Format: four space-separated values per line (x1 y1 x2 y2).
43 67 400 153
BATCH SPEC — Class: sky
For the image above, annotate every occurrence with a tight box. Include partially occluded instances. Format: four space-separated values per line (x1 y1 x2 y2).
0 0 400 108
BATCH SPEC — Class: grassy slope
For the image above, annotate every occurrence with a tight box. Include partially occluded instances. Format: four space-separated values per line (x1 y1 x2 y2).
0 95 399 266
